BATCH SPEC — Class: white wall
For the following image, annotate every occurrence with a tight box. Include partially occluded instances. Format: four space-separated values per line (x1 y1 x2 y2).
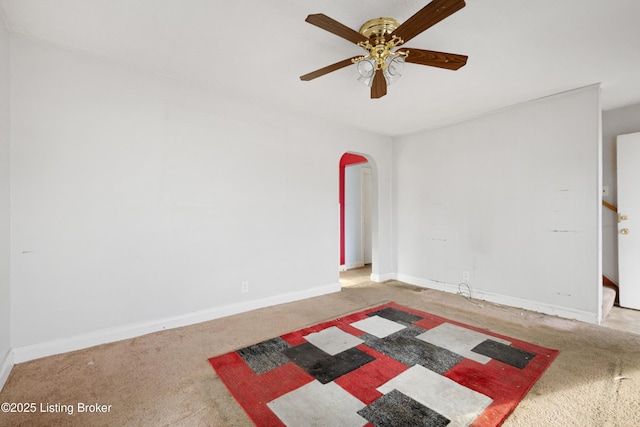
0 15 12 389
10 36 393 361
393 86 602 323
601 103 640 283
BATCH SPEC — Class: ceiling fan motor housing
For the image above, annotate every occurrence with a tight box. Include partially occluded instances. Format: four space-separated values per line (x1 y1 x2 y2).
359 17 399 40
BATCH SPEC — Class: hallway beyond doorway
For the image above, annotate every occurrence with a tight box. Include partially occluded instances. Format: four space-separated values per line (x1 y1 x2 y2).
339 265 372 287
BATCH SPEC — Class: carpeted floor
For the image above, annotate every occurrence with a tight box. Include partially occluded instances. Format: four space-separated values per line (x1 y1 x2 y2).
1 279 640 426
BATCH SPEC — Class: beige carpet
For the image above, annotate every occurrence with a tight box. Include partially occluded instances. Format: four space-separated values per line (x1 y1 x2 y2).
1 280 639 426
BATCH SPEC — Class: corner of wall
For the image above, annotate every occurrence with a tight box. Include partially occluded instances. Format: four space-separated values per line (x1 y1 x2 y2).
0 350 14 392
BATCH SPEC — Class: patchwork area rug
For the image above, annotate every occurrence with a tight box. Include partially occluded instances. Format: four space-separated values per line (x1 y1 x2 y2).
208 302 558 426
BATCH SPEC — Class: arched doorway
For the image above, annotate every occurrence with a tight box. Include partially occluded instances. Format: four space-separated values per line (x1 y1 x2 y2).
339 153 374 286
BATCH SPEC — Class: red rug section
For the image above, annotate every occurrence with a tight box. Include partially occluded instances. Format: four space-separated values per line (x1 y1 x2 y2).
208 302 558 426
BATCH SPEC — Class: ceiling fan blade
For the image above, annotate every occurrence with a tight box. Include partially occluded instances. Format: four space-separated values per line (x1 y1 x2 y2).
400 48 467 70
391 0 466 44
300 56 361 81
371 69 387 99
305 14 368 45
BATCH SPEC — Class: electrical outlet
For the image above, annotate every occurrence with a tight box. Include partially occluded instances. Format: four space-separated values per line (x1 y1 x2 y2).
241 281 249 293
463 271 470 281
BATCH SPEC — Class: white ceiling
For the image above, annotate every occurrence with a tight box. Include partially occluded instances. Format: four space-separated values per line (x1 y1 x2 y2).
1 0 640 136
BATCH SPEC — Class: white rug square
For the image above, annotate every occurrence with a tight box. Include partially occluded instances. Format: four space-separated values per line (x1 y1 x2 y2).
267 380 367 427
416 323 510 364
377 364 493 427
350 315 407 338
304 326 364 356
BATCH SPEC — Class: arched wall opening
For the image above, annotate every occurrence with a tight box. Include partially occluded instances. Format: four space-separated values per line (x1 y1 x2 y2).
339 152 377 277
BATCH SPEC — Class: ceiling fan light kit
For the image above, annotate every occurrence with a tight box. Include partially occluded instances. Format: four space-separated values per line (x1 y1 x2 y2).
353 18 408 88
300 0 468 99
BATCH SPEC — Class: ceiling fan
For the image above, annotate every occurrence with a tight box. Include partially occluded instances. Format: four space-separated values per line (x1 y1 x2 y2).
300 0 468 99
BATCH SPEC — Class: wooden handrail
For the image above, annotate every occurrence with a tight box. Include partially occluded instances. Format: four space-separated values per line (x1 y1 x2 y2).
603 200 617 213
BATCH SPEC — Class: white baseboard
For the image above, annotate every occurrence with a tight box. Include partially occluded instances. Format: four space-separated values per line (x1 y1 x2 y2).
371 272 396 283
393 273 598 324
0 349 14 392
12 282 341 364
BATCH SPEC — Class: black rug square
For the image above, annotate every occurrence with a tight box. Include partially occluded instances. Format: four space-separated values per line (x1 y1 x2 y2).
472 339 537 369
364 326 463 374
237 337 291 374
284 342 375 384
367 307 423 324
358 389 450 427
